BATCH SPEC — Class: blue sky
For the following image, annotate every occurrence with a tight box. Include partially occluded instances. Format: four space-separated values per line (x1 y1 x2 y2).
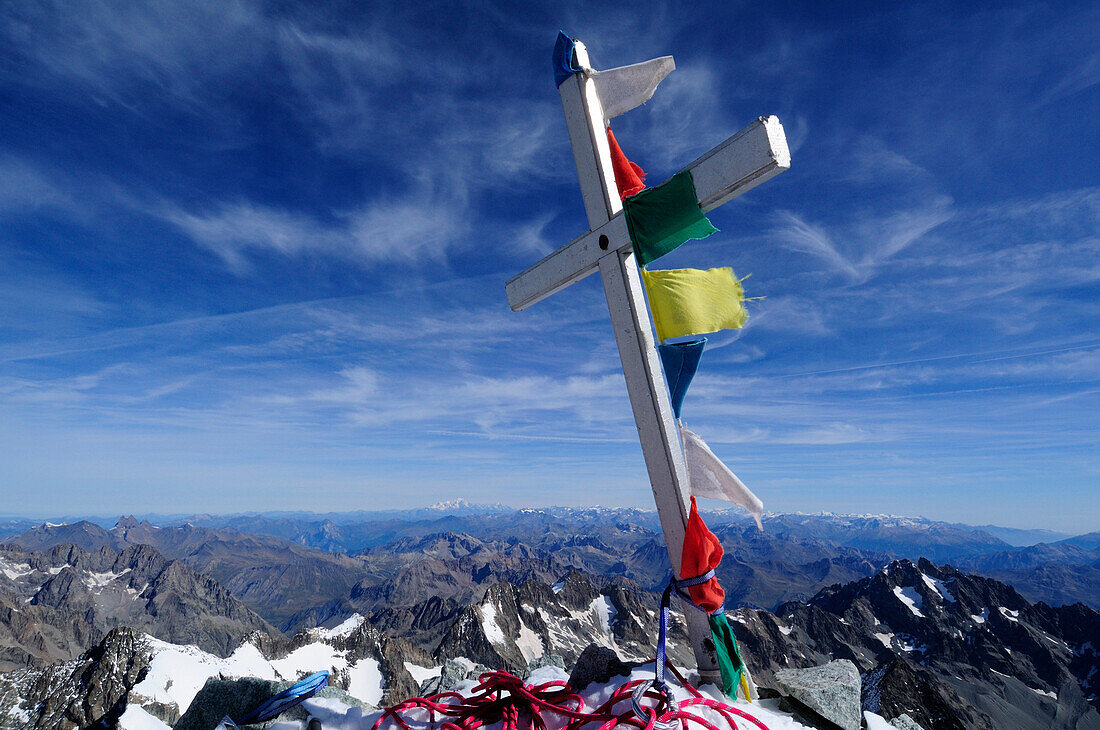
1 2 1097 532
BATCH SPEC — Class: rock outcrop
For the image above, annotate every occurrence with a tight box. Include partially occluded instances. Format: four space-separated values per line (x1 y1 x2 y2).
0 627 150 729
774 660 862 730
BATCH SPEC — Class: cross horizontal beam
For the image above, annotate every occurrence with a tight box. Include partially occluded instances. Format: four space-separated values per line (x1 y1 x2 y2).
506 214 630 312
505 115 790 312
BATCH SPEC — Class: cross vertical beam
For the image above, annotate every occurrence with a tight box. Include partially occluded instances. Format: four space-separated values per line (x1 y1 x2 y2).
559 42 721 683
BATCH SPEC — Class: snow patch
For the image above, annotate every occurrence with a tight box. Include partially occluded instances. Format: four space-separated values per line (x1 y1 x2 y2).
5 703 31 723
85 569 131 590
1037 631 1069 649
480 602 507 646
451 657 479 672
118 705 171 730
920 573 955 602
874 632 895 648
892 586 925 617
404 662 442 685
998 607 1019 623
863 711 909 729
324 614 366 639
0 560 32 581
347 658 384 706
269 695 365 730
127 633 383 708
1032 687 1057 700
270 642 344 682
526 665 570 685
778 625 793 636
516 622 545 663
592 596 616 637
971 608 988 624
131 638 275 714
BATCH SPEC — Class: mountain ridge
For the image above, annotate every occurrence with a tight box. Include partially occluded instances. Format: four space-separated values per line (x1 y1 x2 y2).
1 557 1096 729
0 542 275 672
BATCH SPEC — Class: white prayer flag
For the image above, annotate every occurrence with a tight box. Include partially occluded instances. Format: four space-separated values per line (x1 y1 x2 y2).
592 55 675 119
680 424 764 530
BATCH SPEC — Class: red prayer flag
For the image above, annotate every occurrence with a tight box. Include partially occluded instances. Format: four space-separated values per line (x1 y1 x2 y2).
607 127 646 199
681 496 725 613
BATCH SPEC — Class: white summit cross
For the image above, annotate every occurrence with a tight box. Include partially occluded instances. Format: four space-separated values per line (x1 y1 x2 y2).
505 37 790 683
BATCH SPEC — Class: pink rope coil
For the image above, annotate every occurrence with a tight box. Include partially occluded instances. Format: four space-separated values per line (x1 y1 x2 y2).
371 664 770 730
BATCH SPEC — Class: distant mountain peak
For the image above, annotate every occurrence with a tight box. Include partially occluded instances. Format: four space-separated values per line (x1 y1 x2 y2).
426 499 508 512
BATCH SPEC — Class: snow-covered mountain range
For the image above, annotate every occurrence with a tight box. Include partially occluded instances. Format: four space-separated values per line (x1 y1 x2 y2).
1 550 1097 729
1 510 1098 729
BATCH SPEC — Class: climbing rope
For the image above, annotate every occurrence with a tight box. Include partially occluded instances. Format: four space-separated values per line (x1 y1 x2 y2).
371 662 769 730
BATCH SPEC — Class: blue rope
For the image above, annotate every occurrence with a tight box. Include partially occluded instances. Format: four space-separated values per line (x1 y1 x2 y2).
234 670 330 726
654 570 720 689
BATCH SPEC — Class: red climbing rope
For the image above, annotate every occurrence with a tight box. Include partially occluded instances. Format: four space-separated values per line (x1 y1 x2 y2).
372 663 770 730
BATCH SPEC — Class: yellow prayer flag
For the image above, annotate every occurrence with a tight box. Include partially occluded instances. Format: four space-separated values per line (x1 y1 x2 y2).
641 267 747 342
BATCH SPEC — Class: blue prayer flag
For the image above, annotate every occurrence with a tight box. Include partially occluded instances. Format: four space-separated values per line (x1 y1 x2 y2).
658 338 706 419
553 31 580 87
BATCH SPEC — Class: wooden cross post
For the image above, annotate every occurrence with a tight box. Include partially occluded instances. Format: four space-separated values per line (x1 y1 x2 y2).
506 38 790 684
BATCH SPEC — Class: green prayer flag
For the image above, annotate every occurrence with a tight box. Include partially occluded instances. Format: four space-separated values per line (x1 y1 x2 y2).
624 170 718 265
641 267 747 342
708 612 745 697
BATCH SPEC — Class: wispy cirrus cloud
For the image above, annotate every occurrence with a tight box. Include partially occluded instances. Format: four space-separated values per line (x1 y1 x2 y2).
771 211 861 280
768 134 955 284
1039 50 1100 105
1 4 571 274
157 195 470 272
2 0 1099 529
0 156 73 215
0 0 269 116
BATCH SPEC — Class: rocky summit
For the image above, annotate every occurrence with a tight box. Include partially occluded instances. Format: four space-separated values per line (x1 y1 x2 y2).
0 626 901 730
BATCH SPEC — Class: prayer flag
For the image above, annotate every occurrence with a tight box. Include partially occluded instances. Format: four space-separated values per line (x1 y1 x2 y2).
683 496 748 698
681 496 724 613
681 425 764 530
553 32 580 87
709 612 746 697
624 171 717 265
607 127 646 199
658 338 706 420
641 267 747 342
